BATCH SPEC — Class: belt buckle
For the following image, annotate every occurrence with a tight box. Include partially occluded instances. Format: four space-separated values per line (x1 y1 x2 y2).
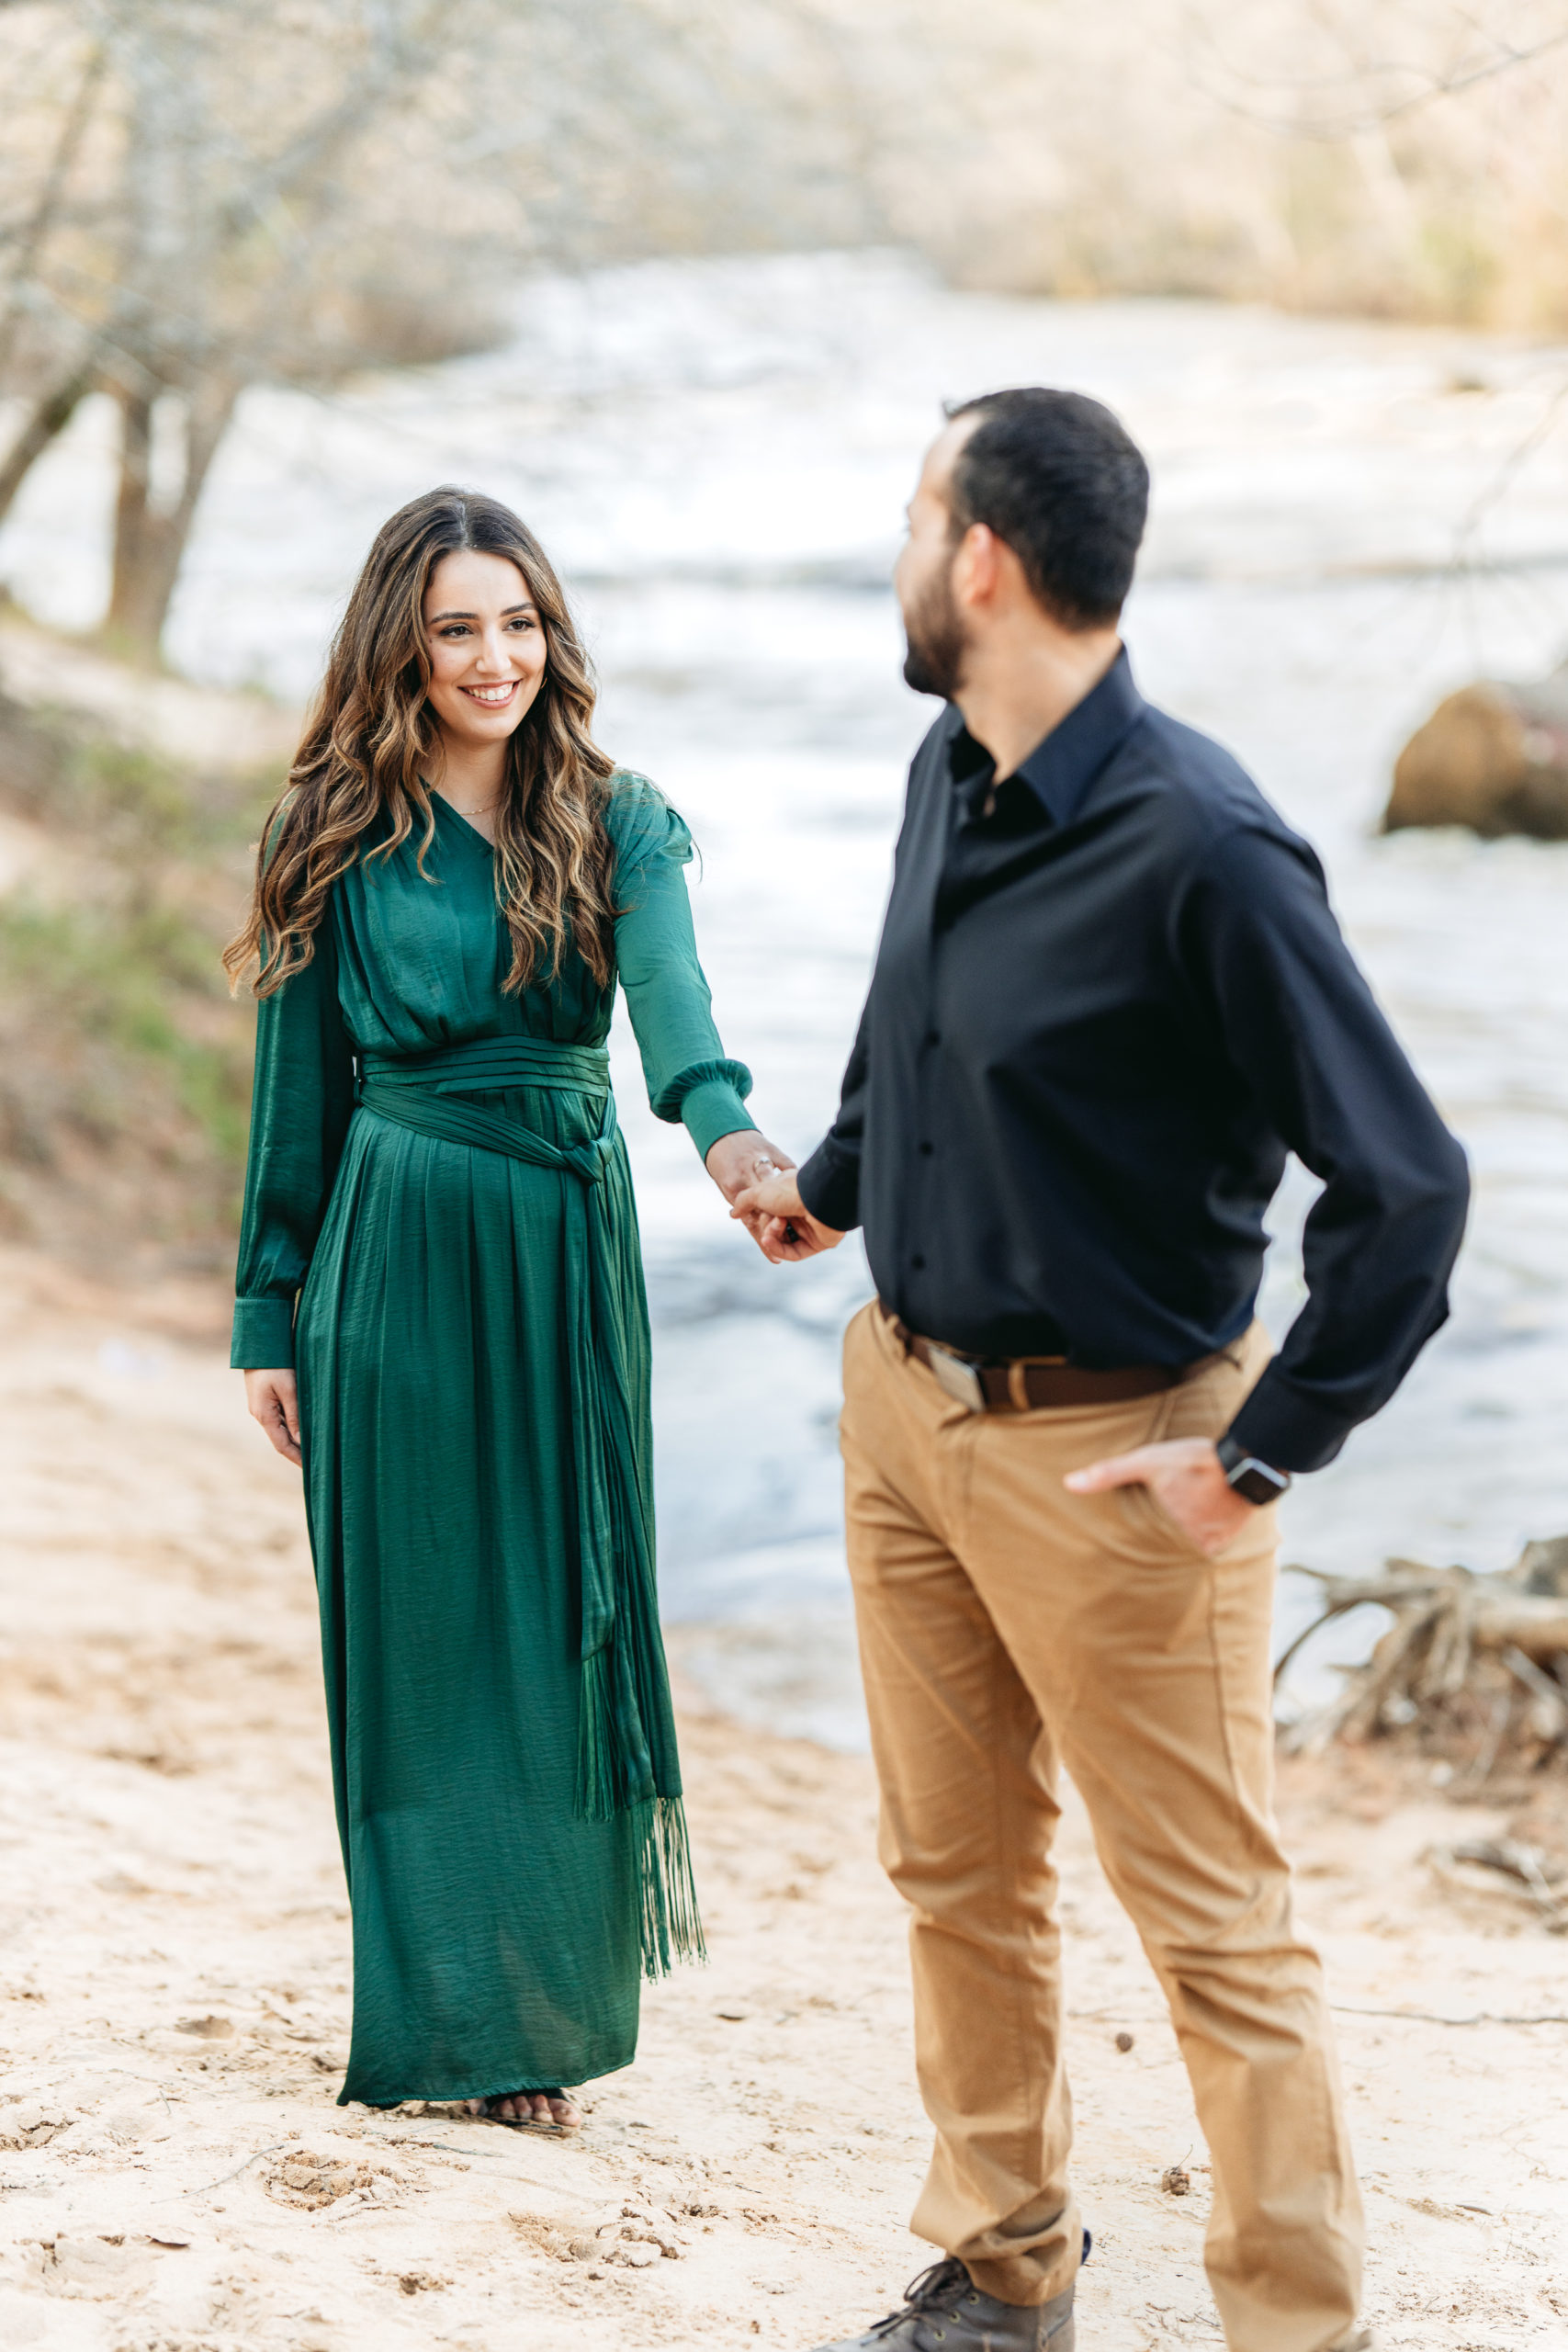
924 1340 988 1414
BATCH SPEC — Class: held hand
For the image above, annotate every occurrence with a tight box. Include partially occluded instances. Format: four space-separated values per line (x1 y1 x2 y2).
705 1130 795 1204
1064 1436 1255 1557
729 1170 845 1264
705 1132 798 1240
244 1367 302 1467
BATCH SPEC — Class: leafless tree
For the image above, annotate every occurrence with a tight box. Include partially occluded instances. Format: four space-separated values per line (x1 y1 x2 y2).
9 0 1565 671
0 0 869 664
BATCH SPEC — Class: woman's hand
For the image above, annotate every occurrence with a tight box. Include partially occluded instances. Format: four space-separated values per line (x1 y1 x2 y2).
705 1132 797 1239
244 1368 302 1466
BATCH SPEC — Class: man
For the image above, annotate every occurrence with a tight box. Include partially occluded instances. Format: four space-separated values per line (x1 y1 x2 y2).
734 389 1468 2352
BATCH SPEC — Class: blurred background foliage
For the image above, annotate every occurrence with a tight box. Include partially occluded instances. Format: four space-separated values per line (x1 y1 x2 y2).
0 0 1564 1264
858 1 1568 323
3 1 1566 664
0 688 270 1256
0 0 866 662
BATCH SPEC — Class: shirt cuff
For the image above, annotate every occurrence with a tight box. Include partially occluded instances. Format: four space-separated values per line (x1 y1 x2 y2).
1225 1365 1357 1476
797 1137 861 1233
231 1295 298 1372
680 1080 757 1163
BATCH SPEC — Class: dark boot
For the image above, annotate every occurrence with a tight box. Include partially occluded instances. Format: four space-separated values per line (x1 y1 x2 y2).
809 2258 1076 2352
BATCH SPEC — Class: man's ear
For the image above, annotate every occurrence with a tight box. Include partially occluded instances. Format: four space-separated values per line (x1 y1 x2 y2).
953 522 1001 610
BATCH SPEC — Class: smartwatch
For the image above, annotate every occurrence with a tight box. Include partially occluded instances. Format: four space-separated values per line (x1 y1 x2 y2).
1215 1434 1292 1507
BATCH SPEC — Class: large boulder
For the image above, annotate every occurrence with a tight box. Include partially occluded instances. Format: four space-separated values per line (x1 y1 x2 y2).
1383 666 1568 837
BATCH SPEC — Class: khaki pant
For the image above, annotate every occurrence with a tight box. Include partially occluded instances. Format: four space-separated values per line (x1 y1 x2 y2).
840 1302 1364 2352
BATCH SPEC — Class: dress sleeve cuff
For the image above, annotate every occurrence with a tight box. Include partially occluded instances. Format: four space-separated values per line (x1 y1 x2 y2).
231 1295 298 1372
797 1137 862 1233
1225 1366 1357 1476
680 1079 757 1162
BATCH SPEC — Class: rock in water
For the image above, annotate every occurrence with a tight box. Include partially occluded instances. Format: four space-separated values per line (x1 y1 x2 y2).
1384 667 1568 838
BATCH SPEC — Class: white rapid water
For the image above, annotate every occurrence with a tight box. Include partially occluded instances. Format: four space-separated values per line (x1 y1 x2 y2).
6 249 1568 1746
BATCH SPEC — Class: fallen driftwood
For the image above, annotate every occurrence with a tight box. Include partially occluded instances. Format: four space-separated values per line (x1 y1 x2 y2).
1278 1533 1568 1769
1384 666 1568 837
1426 1837 1567 1930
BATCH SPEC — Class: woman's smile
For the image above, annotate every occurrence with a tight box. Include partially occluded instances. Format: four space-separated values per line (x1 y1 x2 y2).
419 548 549 807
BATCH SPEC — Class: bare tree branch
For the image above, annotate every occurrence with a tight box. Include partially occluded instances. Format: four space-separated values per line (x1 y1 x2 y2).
0 33 103 378
1180 2 1568 139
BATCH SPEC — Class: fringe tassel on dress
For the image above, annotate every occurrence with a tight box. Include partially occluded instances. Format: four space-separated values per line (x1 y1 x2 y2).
637 1795 706 1977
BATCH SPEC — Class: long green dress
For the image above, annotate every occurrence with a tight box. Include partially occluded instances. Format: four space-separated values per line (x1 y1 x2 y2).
231 776 752 2109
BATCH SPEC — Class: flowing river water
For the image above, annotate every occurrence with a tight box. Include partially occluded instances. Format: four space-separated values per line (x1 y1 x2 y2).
7 249 1568 1745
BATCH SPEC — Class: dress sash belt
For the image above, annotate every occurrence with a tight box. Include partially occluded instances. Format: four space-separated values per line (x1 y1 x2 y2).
355 1035 704 1977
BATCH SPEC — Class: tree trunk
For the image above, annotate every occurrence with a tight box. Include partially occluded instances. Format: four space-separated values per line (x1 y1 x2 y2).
0 362 96 530
104 375 240 666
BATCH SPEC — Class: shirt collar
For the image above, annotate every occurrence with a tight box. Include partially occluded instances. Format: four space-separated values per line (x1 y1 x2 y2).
948 646 1145 829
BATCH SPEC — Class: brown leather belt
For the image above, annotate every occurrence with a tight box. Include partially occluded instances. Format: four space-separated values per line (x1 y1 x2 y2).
884 1306 1181 1414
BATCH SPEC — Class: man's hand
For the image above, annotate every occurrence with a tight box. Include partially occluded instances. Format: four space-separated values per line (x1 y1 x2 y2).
244 1367 301 1466
705 1132 798 1241
1064 1436 1256 1557
729 1169 845 1263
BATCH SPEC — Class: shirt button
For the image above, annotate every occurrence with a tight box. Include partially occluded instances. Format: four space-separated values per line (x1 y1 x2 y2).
911 1253 926 1270
925 1029 941 1046
919 1141 934 1157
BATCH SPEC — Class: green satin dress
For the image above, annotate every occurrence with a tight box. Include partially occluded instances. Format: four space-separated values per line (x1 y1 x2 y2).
231 777 752 2108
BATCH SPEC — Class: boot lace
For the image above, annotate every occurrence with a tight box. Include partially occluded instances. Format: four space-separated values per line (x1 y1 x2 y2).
864 2258 975 2339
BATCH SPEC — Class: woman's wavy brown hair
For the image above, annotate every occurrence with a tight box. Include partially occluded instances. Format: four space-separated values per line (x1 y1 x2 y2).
224 486 617 999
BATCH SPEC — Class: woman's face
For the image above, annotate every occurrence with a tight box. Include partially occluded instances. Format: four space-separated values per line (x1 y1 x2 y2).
421 548 547 753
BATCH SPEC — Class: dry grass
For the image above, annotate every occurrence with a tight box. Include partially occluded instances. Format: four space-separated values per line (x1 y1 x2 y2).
828 0 1568 330
0 688 273 1267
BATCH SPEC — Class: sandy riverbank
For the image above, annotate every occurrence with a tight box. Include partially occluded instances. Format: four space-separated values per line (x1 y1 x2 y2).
0 1245 1564 2352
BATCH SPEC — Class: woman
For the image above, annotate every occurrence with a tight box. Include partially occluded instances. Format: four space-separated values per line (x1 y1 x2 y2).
226 486 789 2125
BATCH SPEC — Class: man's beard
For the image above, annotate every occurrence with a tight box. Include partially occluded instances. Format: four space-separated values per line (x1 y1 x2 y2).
901 562 966 699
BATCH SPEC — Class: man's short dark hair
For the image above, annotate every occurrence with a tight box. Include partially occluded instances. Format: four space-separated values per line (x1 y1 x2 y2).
944 388 1149 630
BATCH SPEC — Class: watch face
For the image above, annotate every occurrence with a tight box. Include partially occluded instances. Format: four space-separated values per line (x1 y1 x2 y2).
1225 1457 1288 1507
1217 1438 1290 1504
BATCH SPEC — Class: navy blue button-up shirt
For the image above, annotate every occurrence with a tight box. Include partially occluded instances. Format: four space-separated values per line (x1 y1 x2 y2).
796 650 1469 1474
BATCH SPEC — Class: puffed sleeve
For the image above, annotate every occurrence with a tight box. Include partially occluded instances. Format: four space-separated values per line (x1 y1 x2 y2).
608 775 754 1160
231 903 356 1370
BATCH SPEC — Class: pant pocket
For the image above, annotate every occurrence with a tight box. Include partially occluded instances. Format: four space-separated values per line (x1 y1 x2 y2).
1111 1476 1214 1565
